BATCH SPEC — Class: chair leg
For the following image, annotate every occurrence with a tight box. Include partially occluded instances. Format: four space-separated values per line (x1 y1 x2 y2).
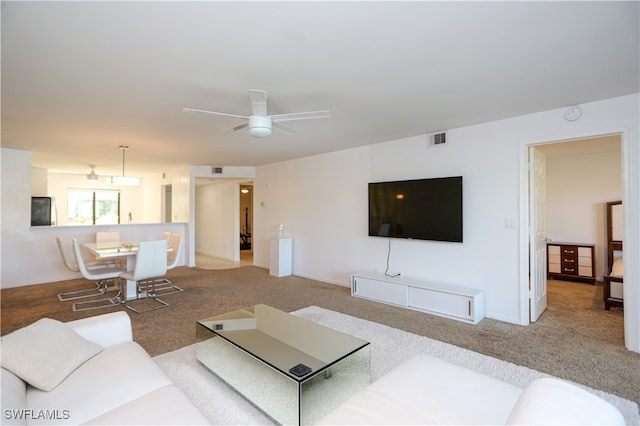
124 297 169 314
123 278 171 314
138 278 184 297
58 281 108 301
72 280 123 311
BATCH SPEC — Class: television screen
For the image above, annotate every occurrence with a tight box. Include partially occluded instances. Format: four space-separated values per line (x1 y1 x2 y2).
368 176 462 242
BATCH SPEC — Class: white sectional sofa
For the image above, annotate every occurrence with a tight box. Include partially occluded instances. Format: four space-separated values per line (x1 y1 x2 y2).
1 311 627 426
318 353 626 425
1 312 209 425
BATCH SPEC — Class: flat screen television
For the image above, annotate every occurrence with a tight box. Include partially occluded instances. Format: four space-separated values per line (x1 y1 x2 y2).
368 176 463 242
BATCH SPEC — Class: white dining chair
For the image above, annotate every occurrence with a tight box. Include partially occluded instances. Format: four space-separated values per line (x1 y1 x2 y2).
71 239 127 312
167 233 183 270
137 233 184 299
122 240 171 313
56 236 114 301
163 231 173 247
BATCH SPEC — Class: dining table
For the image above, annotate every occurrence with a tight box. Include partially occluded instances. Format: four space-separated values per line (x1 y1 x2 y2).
83 240 170 301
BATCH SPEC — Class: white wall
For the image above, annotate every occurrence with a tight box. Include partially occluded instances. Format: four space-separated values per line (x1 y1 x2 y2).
195 181 238 261
545 150 622 279
165 167 191 224
253 94 639 330
255 130 523 323
31 167 48 196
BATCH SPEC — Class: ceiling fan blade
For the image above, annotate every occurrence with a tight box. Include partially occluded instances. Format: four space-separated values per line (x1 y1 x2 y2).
249 90 268 117
273 122 298 135
232 123 249 132
222 122 249 133
271 110 331 123
183 108 249 120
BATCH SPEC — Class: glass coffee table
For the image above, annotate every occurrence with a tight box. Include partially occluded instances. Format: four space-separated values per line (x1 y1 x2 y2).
196 304 370 425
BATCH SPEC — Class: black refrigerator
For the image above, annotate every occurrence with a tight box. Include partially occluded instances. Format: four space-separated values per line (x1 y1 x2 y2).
31 196 56 226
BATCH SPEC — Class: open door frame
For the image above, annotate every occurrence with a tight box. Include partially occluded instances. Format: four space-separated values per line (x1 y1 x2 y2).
518 127 639 353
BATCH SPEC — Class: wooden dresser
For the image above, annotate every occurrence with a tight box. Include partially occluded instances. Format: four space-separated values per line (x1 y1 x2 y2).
547 242 595 284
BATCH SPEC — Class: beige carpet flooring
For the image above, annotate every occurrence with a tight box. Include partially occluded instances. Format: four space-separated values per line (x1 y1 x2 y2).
1 266 637 409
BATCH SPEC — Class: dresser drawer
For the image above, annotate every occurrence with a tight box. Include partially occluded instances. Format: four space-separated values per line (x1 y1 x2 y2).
547 243 595 283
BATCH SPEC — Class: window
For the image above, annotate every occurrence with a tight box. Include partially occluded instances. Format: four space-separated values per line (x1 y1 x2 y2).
67 190 120 225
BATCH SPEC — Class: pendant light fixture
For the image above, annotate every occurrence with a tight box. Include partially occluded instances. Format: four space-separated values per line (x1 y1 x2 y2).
87 164 99 182
108 145 140 186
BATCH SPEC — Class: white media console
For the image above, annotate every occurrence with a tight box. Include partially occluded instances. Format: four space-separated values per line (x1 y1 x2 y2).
351 272 484 324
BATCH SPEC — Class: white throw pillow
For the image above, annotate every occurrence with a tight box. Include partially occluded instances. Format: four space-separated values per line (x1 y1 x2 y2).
0 318 102 391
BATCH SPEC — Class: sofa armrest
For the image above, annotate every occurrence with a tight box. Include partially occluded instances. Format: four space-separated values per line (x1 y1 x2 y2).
66 312 133 348
506 378 624 425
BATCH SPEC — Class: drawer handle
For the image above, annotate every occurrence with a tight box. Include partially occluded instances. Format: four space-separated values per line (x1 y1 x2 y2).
564 259 575 263
564 250 575 254
565 268 575 272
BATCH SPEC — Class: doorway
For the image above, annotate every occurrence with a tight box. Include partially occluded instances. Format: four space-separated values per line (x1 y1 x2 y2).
193 178 253 268
239 183 254 265
527 134 623 324
161 184 172 223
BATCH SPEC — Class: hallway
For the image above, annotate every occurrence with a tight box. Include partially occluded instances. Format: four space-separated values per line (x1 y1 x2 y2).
195 250 253 270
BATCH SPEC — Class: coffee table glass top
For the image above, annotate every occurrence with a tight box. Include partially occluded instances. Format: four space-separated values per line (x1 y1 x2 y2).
196 304 369 381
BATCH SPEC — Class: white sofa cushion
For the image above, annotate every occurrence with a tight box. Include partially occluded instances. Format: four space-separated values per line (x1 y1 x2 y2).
318 353 523 425
26 341 173 425
1 318 102 391
85 385 210 425
506 377 625 425
1 368 28 426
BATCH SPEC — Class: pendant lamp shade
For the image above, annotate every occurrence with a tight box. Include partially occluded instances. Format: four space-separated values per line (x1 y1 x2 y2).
109 146 140 186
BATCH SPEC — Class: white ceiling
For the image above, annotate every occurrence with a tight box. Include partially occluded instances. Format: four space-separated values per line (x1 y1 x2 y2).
1 1 638 177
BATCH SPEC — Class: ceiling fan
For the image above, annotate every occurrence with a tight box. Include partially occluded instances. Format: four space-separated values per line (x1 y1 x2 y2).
59 164 108 182
183 89 331 138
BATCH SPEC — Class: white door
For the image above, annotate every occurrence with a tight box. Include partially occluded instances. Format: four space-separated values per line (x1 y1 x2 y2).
530 147 547 322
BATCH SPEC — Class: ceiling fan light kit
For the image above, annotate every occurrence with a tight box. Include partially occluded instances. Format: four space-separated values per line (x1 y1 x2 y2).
184 89 330 138
249 116 273 138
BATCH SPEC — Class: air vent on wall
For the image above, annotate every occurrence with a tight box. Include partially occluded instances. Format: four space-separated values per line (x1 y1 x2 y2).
211 166 224 175
428 132 447 147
